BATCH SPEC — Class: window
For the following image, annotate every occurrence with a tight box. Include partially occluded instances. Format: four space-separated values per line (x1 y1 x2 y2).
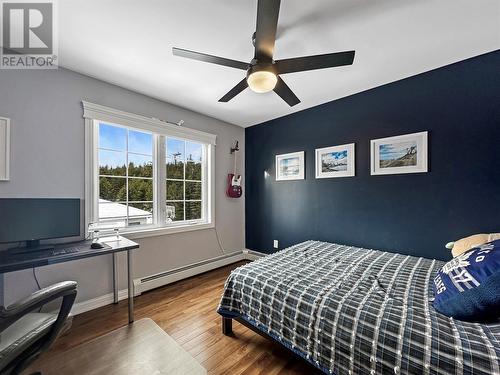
98 124 154 226
83 102 216 237
166 138 203 222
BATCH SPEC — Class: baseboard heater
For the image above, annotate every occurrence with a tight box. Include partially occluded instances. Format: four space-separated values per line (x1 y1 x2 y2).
70 249 265 315
133 250 248 295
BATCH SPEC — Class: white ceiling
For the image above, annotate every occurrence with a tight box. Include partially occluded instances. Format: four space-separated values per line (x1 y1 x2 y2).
59 0 500 127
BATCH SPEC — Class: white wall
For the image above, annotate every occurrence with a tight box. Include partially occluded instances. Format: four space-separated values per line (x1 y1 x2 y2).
0 68 245 305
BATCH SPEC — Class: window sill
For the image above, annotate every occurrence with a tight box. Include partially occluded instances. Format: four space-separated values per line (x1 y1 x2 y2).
122 222 214 240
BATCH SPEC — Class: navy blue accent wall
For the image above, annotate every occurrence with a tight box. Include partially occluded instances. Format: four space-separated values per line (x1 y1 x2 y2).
245 51 500 261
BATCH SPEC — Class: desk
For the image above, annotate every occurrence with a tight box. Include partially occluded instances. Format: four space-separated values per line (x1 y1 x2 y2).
0 236 139 323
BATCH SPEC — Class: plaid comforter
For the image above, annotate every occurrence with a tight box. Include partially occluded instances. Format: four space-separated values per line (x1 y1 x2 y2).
217 241 500 375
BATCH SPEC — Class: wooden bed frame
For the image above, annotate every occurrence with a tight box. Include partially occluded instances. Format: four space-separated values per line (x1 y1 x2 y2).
221 317 322 373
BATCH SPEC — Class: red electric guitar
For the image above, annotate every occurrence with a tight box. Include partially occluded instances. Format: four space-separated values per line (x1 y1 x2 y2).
226 141 242 198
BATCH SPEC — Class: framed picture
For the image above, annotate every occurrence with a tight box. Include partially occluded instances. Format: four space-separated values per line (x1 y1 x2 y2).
371 131 428 175
0 117 10 181
276 151 304 181
315 143 355 178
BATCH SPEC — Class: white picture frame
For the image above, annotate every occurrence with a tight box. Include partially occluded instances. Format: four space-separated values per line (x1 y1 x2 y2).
315 143 355 179
276 151 305 181
0 117 10 181
371 131 428 175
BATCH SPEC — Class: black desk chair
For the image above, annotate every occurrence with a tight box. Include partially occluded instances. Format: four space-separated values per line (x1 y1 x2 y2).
0 281 77 375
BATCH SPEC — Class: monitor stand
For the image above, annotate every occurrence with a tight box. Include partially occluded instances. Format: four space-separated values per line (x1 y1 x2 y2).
8 240 55 255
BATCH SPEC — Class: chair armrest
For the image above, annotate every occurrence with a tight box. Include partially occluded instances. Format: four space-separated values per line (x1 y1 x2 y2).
0 281 77 332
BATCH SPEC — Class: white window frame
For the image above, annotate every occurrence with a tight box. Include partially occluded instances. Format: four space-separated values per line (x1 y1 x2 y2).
83 101 216 239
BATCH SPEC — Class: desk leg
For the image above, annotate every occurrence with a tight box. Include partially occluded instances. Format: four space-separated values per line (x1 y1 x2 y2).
127 250 134 324
0 273 4 308
112 253 118 304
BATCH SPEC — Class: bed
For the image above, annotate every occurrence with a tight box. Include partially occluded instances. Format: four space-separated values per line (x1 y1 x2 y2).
217 241 500 375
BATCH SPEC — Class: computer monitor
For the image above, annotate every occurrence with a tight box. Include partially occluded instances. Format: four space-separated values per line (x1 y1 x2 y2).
0 198 81 249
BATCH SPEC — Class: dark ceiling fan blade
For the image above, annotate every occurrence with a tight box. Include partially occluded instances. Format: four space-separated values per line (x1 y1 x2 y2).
275 51 355 74
273 76 300 107
173 47 248 70
219 78 248 102
254 0 281 61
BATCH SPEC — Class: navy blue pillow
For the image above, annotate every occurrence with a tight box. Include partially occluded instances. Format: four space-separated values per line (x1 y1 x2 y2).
432 239 500 321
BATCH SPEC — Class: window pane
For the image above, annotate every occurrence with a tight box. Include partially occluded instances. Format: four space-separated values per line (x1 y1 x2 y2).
186 201 201 220
166 180 183 200
167 158 184 180
129 130 152 155
128 178 153 201
186 142 202 180
99 150 126 176
99 177 126 201
99 123 126 151
166 138 185 179
185 161 201 181
129 154 153 177
186 181 201 200
166 201 184 222
98 201 127 223
128 202 153 226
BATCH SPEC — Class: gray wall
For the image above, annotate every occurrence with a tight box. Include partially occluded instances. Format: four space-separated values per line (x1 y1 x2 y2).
0 68 245 305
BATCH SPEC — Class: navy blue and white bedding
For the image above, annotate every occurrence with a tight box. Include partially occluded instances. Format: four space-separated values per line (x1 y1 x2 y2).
433 239 500 321
217 241 500 375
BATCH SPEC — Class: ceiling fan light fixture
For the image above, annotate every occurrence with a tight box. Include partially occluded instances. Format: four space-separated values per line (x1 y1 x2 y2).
247 70 277 93
173 0 355 106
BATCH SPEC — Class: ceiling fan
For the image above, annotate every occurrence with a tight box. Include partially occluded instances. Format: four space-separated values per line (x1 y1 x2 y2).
172 0 355 107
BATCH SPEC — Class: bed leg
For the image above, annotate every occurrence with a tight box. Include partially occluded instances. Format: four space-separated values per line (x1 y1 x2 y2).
222 317 233 335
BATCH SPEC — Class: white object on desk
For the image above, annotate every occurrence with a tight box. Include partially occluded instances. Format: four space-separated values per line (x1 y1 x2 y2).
0 117 10 181
88 221 126 242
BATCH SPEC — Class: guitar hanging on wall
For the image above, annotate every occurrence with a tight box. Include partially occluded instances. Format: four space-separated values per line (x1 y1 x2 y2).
226 141 242 198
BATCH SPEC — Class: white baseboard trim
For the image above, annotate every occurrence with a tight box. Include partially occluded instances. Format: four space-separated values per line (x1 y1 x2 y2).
242 249 266 260
71 249 266 316
71 289 130 316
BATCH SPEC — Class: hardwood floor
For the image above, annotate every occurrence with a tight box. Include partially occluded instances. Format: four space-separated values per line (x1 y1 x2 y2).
32 262 321 375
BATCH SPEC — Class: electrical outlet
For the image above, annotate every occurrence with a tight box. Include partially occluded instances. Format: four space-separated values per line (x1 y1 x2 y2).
273 240 279 249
